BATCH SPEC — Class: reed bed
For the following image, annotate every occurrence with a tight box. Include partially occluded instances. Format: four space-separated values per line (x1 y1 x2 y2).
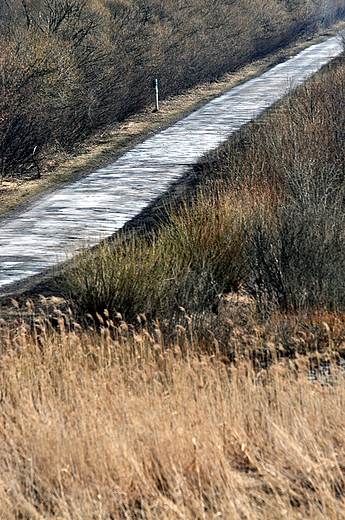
0 303 345 519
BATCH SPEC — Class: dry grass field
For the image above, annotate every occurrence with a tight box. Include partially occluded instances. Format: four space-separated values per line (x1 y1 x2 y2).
1 299 345 519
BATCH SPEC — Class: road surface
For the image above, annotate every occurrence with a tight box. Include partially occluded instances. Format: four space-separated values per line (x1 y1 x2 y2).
0 35 342 290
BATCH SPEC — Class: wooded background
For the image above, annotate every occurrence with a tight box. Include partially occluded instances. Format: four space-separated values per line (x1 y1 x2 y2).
0 0 344 175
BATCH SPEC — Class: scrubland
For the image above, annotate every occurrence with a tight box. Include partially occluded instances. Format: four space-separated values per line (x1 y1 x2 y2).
2 1 345 518
64 54 345 320
1 40 345 518
0 0 344 177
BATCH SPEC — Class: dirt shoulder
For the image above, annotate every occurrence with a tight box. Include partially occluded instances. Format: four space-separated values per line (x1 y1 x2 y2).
0 23 344 311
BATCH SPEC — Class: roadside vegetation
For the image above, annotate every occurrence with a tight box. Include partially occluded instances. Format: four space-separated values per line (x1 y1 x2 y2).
63 54 345 320
1 40 345 519
2 2 345 518
0 0 345 178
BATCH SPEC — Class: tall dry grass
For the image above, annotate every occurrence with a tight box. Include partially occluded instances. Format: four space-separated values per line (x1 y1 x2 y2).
1 303 345 518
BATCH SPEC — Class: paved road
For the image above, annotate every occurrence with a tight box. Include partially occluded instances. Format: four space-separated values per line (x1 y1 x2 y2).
0 35 342 290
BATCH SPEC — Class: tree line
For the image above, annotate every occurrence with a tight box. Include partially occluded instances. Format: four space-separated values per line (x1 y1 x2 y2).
0 0 344 177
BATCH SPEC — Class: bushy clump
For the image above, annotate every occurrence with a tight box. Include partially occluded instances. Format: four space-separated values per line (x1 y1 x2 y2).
61 236 170 320
196 58 345 313
159 194 247 312
243 63 345 310
246 201 345 310
62 192 247 320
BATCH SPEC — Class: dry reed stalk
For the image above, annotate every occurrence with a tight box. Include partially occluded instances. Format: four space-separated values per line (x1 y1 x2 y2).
0 311 344 518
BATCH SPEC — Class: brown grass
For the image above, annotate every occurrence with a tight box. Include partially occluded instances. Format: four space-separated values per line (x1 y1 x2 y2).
0 302 345 518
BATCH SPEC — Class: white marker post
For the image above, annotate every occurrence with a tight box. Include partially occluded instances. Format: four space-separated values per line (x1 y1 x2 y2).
155 78 159 111
153 78 162 111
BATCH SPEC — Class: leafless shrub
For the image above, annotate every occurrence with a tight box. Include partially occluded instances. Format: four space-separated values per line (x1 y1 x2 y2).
1 0 341 175
200 57 345 312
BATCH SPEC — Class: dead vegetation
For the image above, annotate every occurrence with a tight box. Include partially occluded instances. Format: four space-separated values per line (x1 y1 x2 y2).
0 0 344 179
61 55 345 321
1 299 345 519
2 4 345 518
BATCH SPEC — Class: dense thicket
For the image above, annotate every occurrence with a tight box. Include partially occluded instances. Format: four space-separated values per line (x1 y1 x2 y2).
62 54 345 320
202 54 345 312
0 0 344 176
